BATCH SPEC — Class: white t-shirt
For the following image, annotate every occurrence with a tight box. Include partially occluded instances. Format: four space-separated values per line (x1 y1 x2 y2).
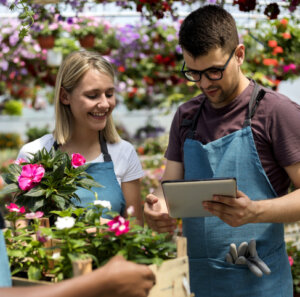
17 134 144 185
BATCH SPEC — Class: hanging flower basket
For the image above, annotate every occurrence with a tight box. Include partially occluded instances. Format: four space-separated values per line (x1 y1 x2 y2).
37 35 55 49
79 34 95 48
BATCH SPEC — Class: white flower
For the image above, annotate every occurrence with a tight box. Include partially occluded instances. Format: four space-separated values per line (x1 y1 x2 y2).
127 206 134 216
94 200 112 210
55 216 76 230
52 252 61 260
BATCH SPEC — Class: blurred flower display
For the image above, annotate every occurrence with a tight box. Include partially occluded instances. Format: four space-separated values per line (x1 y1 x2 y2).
242 17 300 89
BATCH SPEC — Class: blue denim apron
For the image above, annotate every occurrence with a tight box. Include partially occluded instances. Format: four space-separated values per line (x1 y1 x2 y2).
54 133 126 216
182 83 292 296
0 213 12 287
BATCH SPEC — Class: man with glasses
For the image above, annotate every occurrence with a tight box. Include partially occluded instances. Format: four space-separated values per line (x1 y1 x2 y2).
144 4 300 297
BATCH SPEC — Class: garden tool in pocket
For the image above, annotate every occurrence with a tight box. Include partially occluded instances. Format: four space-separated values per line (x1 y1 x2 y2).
225 239 271 277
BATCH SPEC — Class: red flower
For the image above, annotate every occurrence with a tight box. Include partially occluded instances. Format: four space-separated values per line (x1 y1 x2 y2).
264 3 280 19
6 203 25 214
281 32 291 39
118 66 126 72
272 46 284 55
233 0 256 12
268 40 277 48
263 58 278 66
280 18 289 27
137 146 145 155
71 153 86 168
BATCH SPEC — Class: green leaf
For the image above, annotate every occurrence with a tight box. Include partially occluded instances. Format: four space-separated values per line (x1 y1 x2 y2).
0 183 20 195
77 178 103 189
57 185 78 195
28 266 42 280
52 195 66 210
3 172 18 184
53 162 66 180
7 250 25 258
32 199 45 212
24 187 46 197
8 164 22 176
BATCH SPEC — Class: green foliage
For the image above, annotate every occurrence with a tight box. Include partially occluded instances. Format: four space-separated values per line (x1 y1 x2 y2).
0 133 23 150
4 205 176 281
25 126 50 143
242 17 300 88
0 148 102 216
286 241 300 293
3 100 23 116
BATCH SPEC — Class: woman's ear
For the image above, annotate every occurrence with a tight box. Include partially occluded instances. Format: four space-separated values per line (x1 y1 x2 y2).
235 44 245 66
60 88 70 105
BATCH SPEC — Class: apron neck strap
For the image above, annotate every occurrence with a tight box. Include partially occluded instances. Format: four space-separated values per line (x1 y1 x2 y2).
182 99 206 139
0 212 5 229
53 140 59 151
243 81 266 128
99 132 112 162
53 132 112 162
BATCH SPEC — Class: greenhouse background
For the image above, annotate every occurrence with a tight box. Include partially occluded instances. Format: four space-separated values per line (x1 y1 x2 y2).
0 0 300 293
0 0 299 141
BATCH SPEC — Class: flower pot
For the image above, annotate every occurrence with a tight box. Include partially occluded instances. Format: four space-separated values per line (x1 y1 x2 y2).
12 236 194 297
79 34 95 48
37 35 55 49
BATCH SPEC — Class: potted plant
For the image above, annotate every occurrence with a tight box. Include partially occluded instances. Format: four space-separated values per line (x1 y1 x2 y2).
0 148 193 296
0 148 102 222
3 199 193 296
70 17 104 48
30 7 63 49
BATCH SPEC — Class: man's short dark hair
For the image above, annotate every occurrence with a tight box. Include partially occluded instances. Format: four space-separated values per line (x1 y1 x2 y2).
179 5 239 58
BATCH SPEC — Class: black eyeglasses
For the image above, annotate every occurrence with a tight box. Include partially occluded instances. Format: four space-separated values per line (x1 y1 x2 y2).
181 49 236 82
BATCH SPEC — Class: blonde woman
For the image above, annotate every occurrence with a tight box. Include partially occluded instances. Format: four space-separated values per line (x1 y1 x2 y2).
17 50 144 225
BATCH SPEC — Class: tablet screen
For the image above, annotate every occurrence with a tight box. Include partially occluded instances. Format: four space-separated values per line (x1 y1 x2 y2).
161 178 236 218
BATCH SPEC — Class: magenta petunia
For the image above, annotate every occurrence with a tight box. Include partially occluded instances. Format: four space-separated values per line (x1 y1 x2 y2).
288 256 294 266
6 203 25 214
18 164 45 191
71 153 86 168
108 216 130 236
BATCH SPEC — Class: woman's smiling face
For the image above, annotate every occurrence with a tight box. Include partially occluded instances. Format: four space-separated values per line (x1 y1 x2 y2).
61 68 116 133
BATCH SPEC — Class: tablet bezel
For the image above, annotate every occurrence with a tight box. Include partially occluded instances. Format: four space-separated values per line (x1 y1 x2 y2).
161 178 237 218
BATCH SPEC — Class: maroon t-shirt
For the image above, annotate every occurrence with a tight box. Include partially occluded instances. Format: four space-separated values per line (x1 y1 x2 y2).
165 80 300 196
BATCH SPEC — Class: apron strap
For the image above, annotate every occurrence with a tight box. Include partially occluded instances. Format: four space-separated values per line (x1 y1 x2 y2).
181 99 206 139
53 140 59 151
53 133 112 162
0 212 5 229
243 81 266 128
99 132 112 162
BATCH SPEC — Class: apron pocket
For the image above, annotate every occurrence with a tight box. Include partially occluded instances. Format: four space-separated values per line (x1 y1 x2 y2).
189 245 292 297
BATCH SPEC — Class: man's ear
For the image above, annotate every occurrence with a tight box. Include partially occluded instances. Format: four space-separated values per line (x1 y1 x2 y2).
60 88 70 105
235 44 245 66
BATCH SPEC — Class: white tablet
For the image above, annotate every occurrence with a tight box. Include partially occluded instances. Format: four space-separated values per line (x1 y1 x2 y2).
161 178 237 218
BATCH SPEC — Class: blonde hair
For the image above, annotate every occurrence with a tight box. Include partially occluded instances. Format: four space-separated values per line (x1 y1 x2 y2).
53 50 120 145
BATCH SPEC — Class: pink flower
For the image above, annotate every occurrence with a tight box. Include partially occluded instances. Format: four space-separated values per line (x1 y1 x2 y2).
283 63 296 73
108 216 130 236
36 230 48 243
6 203 25 214
25 211 44 219
71 153 86 168
14 158 27 165
18 164 45 191
289 256 294 266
